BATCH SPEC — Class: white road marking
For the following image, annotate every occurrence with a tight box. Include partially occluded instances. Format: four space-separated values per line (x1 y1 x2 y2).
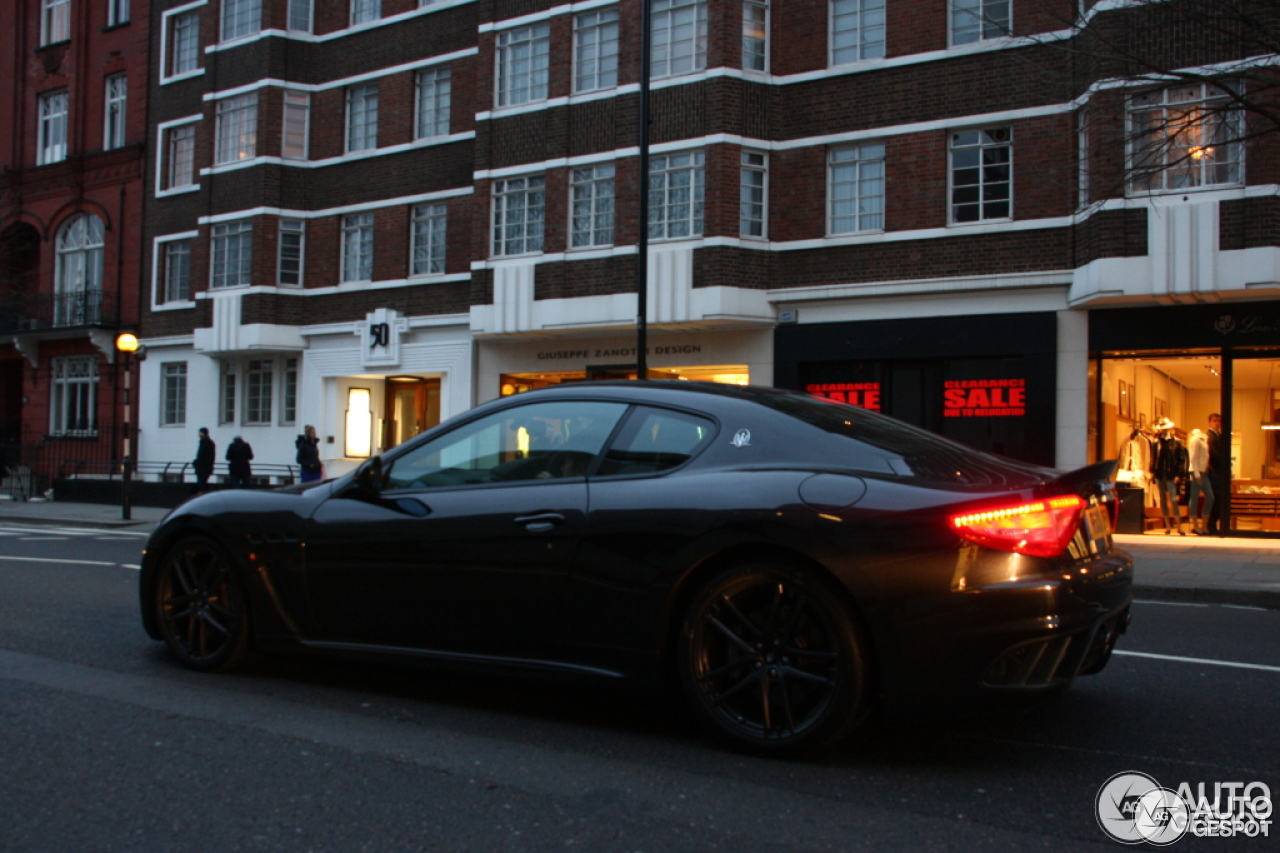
0 555 120 567
1115 649 1280 673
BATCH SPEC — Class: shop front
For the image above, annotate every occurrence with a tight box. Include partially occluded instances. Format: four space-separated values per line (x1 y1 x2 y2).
475 329 772 402
775 312 1059 468
1091 301 1280 538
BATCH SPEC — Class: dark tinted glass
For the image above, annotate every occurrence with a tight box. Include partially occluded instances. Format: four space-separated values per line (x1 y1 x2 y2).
597 406 714 476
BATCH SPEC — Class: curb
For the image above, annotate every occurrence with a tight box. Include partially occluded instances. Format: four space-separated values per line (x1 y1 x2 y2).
1132 584 1280 610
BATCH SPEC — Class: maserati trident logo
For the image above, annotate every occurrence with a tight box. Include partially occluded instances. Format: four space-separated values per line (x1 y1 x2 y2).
730 429 751 448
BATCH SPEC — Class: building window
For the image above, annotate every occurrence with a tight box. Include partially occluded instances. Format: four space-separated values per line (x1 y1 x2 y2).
951 0 1009 46
351 0 380 25
575 8 619 93
743 1 767 72
411 203 447 275
829 143 885 233
167 11 200 77
163 239 192 303
283 90 309 159
221 0 261 42
107 0 130 28
831 0 885 65
104 75 127 150
278 219 304 285
740 151 766 238
220 365 237 424
215 93 257 164
41 0 70 45
38 90 69 165
162 363 188 427
1129 83 1243 194
163 123 196 190
282 358 298 425
51 356 98 437
244 359 273 424
342 213 374 282
346 83 378 152
211 221 253 288
950 127 1011 222
492 175 545 256
415 67 450 139
571 164 616 248
496 23 551 107
55 215 105 325
288 0 313 32
648 151 705 239
651 0 707 78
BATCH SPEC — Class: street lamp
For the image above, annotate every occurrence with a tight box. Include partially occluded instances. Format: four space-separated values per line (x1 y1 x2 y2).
115 332 138 521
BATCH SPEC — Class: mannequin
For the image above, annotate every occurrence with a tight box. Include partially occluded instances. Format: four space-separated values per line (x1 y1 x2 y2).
1187 428 1214 534
1117 427 1150 485
1151 417 1188 535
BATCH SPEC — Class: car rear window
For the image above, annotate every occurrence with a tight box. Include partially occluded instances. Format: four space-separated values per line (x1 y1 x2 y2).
750 388 1046 486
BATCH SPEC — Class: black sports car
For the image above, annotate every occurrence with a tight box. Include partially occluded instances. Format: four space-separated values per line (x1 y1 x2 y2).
140 381 1132 756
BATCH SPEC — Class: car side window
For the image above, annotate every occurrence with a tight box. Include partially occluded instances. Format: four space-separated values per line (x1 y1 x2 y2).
596 406 715 477
383 400 628 489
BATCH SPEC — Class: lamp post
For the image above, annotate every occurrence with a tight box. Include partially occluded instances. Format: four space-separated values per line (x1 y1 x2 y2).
115 332 138 521
635 0 652 380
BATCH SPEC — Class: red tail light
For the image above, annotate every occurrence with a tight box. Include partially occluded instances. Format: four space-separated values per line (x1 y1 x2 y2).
950 495 1086 558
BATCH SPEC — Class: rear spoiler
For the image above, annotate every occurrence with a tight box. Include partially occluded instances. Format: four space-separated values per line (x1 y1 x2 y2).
1051 459 1120 497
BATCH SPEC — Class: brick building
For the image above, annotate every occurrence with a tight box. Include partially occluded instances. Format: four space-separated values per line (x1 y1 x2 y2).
0 0 149 494
134 1 1280 534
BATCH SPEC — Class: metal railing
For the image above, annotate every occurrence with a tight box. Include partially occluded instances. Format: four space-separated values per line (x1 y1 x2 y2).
0 288 119 333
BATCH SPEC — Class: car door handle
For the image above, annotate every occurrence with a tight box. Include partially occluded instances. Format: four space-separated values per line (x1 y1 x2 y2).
514 512 565 532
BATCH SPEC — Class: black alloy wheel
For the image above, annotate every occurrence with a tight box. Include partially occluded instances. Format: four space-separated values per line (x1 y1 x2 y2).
154 535 250 672
679 563 866 757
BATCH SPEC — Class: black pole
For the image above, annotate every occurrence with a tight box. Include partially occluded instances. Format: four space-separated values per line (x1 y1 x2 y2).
636 0 652 380
121 352 132 521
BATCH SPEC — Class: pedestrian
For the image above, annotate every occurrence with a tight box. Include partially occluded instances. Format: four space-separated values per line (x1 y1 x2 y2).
1205 412 1223 535
193 427 216 492
226 435 254 488
295 424 323 483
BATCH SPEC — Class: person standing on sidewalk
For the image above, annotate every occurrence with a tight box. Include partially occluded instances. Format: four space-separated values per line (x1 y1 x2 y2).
226 436 254 488
193 427 216 493
295 425 322 483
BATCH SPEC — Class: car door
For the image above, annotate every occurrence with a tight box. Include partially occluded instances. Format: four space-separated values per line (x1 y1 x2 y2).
304 399 629 658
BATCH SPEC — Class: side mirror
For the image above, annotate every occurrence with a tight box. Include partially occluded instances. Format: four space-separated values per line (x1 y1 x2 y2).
354 456 383 493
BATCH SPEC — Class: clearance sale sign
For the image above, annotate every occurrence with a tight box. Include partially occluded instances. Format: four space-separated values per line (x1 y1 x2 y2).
943 378 1026 417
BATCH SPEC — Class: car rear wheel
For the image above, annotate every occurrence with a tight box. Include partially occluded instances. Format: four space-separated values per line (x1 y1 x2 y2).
678 562 866 757
153 535 250 672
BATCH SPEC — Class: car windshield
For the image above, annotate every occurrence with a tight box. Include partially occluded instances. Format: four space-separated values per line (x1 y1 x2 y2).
750 388 1047 485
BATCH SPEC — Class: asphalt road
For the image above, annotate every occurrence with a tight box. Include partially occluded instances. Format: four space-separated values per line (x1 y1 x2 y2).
1 523 1277 851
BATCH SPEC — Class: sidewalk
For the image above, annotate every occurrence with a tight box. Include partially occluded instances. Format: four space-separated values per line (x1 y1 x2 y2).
1 500 1278 608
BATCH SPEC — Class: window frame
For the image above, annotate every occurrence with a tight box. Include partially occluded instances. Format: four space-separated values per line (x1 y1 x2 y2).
950 0 1010 47
570 163 616 249
38 90 69 166
163 238 193 304
210 220 254 289
648 150 705 240
41 0 70 46
492 174 546 257
288 0 313 32
214 93 258 165
221 0 261 43
278 219 305 286
346 83 379 153
55 214 106 326
740 151 767 238
828 142 886 234
104 75 128 151
282 90 310 159
341 213 374 283
107 0 130 27
830 0 886 66
50 355 99 438
742 0 768 73
949 127 1013 224
350 0 381 25
243 358 274 425
1126 82 1244 195
162 6 203 83
496 23 551 108
415 66 451 140
650 0 708 79
161 362 189 427
411 203 447 276
574 8 620 93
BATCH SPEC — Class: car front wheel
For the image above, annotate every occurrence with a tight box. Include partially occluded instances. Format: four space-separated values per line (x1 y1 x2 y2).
678 562 866 757
153 534 251 672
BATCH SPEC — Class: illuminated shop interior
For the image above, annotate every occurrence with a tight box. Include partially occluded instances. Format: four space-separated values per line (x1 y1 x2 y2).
499 365 750 396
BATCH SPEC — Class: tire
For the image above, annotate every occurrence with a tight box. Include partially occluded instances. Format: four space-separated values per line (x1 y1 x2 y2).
152 534 251 672
678 562 867 757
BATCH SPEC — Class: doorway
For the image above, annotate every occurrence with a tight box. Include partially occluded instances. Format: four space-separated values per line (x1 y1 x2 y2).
383 377 440 450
